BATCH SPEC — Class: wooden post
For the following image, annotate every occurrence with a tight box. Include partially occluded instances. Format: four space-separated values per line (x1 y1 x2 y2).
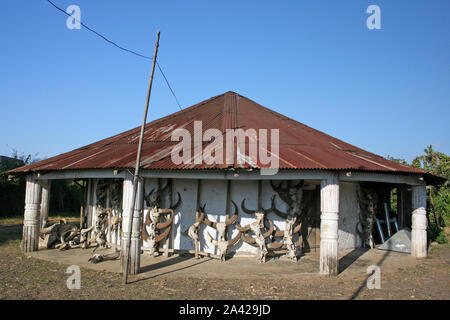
121 173 144 275
319 173 339 275
22 174 42 252
411 184 427 258
40 180 51 228
122 30 160 284
86 179 93 228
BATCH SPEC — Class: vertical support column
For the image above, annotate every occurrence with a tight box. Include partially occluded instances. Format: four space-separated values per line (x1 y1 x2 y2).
411 184 427 258
21 174 42 252
121 173 144 275
320 173 340 275
40 180 51 228
86 179 94 228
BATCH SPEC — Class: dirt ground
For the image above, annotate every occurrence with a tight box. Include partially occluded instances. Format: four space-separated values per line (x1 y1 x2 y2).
0 223 449 300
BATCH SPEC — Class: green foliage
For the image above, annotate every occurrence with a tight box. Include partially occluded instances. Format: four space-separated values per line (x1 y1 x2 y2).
435 230 448 244
388 146 449 243
0 152 31 217
412 146 449 242
0 150 82 218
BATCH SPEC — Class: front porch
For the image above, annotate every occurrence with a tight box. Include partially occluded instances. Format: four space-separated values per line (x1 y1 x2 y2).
27 245 422 280
20 169 429 276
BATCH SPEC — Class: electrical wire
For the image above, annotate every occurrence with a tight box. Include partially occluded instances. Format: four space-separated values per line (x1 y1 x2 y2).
47 0 153 60
157 61 183 111
46 0 183 110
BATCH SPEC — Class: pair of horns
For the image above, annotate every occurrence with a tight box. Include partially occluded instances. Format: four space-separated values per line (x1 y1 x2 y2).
200 201 239 228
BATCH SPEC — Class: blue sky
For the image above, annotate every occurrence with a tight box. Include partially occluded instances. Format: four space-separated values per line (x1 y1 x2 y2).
1 0 449 163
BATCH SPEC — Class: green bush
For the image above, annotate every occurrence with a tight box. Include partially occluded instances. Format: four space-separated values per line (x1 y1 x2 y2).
435 230 448 244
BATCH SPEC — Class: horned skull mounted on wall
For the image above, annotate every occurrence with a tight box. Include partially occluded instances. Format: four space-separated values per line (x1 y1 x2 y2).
270 180 304 219
183 206 205 259
238 190 273 263
142 179 181 256
268 180 313 261
201 201 241 262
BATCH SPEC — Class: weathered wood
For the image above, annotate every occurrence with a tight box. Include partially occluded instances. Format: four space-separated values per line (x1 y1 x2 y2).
121 173 144 276
22 174 42 252
39 180 51 229
319 173 339 275
411 184 427 258
37 169 125 180
123 31 160 284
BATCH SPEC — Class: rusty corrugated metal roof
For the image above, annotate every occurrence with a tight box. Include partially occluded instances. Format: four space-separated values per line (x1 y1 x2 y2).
9 91 427 175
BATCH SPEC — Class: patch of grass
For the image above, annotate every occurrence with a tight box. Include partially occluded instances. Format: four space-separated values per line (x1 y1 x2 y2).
0 216 23 225
0 212 79 226
0 227 22 246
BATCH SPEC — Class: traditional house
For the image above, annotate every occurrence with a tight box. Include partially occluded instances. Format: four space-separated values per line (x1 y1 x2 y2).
8 91 438 275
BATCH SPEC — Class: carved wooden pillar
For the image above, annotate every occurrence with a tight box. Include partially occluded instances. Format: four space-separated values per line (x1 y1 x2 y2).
121 173 144 275
320 173 340 275
411 184 427 258
21 174 42 252
40 180 51 228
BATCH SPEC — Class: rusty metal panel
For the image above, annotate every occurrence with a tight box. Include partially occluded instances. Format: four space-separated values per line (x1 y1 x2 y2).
8 91 427 176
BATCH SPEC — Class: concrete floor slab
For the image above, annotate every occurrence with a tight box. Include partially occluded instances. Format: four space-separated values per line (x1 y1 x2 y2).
27 247 420 280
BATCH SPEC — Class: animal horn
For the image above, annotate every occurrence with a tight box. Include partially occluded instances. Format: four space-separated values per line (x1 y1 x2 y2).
157 213 174 229
270 180 290 194
39 223 58 235
225 200 239 226
203 216 217 229
198 203 206 213
293 222 303 234
241 198 255 215
170 192 182 210
273 229 284 238
155 226 171 243
205 231 218 247
144 188 155 206
241 233 256 245
227 231 241 248
145 211 152 226
195 211 205 223
263 219 274 238
236 224 250 233
270 195 289 219
200 203 217 229
80 225 94 235
267 239 284 250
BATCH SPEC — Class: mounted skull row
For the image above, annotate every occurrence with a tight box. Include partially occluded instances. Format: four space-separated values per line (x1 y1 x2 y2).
183 180 311 263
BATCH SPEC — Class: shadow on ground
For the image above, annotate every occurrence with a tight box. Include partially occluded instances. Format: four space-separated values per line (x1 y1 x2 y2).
339 248 369 273
133 254 214 283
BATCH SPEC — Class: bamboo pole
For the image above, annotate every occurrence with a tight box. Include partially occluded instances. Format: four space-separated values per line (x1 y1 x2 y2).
123 30 160 284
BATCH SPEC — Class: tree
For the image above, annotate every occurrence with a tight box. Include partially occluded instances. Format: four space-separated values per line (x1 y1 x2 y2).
412 145 449 229
387 147 449 243
0 151 40 217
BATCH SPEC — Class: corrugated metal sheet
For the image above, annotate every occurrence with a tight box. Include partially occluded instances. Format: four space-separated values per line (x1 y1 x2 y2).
9 91 427 175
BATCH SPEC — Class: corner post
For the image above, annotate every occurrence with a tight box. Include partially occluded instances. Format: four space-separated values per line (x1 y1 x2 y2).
21 174 42 252
320 173 340 275
411 184 427 258
121 172 144 275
